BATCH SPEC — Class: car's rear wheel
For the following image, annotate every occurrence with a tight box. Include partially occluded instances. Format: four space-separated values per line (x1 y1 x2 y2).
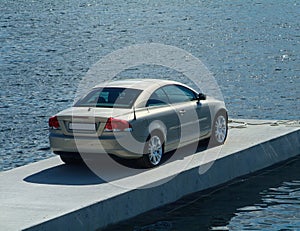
211 110 228 145
139 131 164 168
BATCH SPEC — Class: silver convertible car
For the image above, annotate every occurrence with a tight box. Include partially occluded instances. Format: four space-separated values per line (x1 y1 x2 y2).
49 79 228 168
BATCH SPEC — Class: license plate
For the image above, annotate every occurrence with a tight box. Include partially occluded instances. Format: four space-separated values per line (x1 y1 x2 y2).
69 123 96 131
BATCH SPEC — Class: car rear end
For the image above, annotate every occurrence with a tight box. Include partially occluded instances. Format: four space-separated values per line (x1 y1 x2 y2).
49 107 147 158
49 85 147 159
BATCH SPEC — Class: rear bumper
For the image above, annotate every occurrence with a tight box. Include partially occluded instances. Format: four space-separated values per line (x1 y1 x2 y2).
49 132 144 159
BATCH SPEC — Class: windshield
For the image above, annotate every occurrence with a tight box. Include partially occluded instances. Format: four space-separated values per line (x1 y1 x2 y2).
74 87 142 109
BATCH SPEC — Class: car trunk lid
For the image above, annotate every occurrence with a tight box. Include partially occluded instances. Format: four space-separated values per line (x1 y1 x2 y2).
56 107 133 136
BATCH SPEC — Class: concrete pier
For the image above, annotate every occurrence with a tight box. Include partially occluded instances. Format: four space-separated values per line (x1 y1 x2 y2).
0 119 299 231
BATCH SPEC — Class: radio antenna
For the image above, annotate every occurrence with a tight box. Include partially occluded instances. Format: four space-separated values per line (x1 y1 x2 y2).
133 106 137 120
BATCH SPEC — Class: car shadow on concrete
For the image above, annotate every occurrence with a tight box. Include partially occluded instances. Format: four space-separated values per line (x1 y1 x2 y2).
112 138 210 169
23 139 211 186
23 163 106 186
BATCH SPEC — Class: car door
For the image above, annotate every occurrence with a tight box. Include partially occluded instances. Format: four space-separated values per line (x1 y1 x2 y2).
161 85 210 145
145 88 180 150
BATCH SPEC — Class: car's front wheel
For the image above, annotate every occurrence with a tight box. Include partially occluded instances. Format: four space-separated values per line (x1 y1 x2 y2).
211 110 228 145
139 131 164 168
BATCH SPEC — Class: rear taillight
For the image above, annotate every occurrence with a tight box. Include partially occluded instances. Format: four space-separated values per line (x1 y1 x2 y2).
104 117 132 132
49 116 60 129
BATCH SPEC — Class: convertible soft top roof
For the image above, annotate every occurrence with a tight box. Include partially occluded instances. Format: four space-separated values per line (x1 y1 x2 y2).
93 79 183 91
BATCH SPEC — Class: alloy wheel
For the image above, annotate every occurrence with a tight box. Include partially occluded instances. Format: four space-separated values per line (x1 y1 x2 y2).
148 135 163 166
214 114 227 144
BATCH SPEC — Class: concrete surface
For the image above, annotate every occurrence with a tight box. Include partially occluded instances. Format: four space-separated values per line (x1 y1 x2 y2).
0 119 299 230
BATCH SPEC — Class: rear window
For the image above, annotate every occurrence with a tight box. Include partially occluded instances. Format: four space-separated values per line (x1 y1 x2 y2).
74 87 142 109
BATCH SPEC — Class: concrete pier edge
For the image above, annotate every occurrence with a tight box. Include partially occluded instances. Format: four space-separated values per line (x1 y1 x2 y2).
0 119 299 231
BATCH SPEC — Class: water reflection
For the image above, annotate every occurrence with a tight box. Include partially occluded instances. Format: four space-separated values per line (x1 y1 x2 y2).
228 180 300 230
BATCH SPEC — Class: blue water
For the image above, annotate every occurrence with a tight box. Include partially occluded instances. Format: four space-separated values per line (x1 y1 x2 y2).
0 0 299 230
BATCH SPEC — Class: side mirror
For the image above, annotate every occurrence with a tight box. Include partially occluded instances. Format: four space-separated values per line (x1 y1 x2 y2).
197 93 206 101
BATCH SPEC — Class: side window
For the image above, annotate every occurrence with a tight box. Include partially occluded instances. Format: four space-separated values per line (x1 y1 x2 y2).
146 88 169 107
162 85 197 104
177 85 197 101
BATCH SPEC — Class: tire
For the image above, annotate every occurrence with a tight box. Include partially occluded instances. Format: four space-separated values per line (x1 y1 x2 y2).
60 155 83 165
211 110 228 146
139 131 164 168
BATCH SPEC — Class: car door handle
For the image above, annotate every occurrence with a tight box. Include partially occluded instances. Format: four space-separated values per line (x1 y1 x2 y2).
179 109 186 115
